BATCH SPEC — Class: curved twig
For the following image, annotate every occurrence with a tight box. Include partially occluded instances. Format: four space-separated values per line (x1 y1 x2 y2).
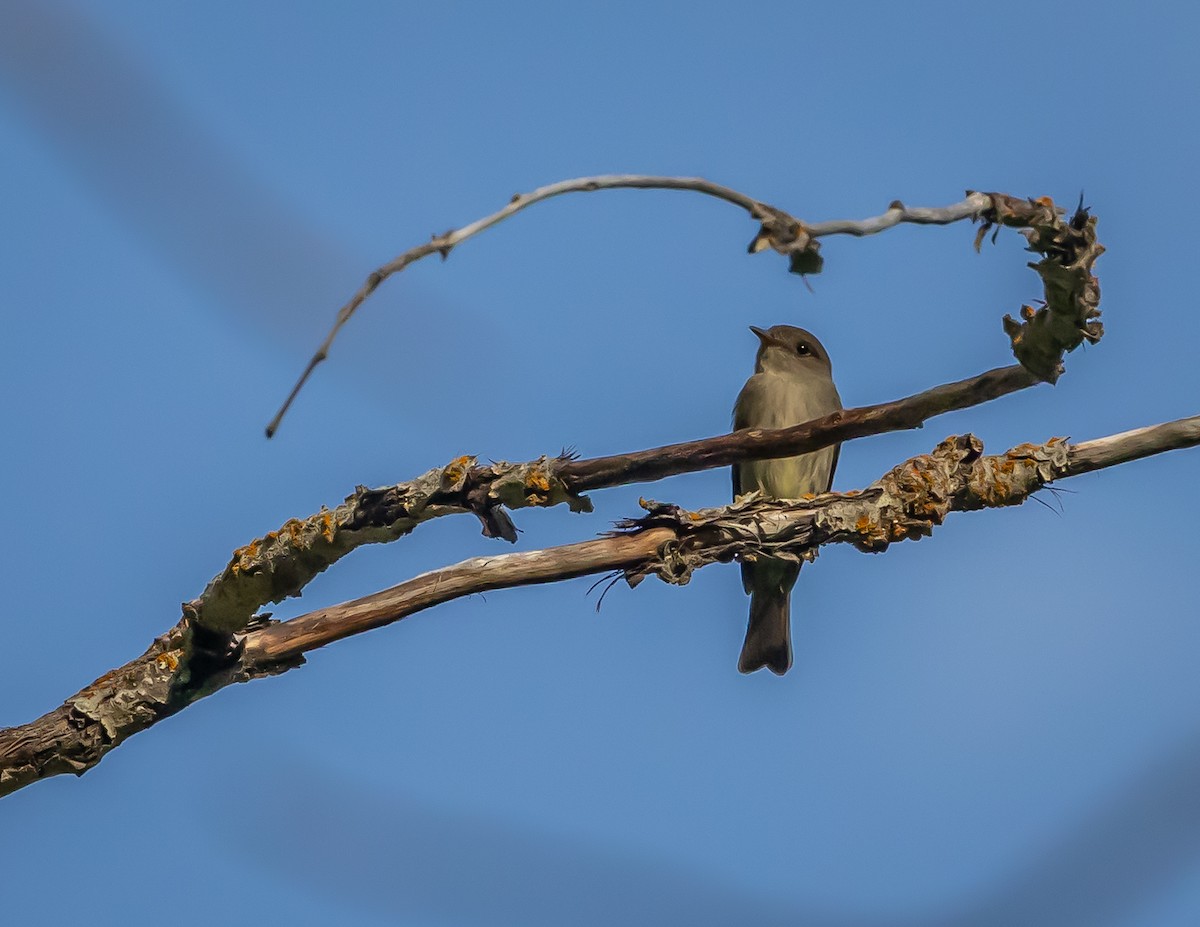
267 176 770 437
265 176 995 437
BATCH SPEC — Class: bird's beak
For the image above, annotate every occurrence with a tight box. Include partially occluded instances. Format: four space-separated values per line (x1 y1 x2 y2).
749 325 775 347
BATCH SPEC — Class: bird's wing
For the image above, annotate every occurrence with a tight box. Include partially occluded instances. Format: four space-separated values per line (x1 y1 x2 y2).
825 444 840 493
731 375 765 432
730 375 766 499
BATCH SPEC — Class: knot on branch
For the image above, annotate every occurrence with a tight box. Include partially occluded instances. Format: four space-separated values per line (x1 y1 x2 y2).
747 203 823 275
976 193 1105 382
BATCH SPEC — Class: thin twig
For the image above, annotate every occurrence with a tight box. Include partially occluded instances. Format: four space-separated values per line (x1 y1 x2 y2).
265 176 994 437
805 195 990 236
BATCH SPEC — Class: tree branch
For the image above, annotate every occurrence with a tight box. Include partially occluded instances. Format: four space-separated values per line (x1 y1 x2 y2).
6 412 1197 798
248 413 1200 663
266 178 1093 437
196 363 1041 636
559 364 1040 492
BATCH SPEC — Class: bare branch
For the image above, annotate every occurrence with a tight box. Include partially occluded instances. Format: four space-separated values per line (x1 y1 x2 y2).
243 530 672 661
197 364 1041 636
804 195 989 236
6 412 1198 797
266 178 1034 437
560 364 1040 491
1067 417 1200 475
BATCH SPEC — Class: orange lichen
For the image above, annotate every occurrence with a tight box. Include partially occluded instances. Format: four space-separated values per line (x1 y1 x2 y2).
86 666 130 690
918 500 944 520
443 455 474 485
975 469 1018 505
525 468 552 493
155 651 180 672
851 512 891 551
228 538 262 575
320 510 335 543
283 518 305 542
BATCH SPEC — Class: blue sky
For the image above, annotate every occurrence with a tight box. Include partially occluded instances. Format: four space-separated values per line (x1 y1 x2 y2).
3 2 1200 924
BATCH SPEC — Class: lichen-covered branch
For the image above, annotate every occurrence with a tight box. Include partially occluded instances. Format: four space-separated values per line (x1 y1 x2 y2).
186 453 594 635
267 178 1091 437
981 193 1105 382
616 435 1071 589
619 413 1200 587
0 621 296 798
196 363 1040 635
6 412 1198 798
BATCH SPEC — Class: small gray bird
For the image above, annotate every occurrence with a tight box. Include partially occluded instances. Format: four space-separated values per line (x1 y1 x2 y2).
732 325 842 675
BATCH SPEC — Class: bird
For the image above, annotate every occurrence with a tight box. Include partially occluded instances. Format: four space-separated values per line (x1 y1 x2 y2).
732 324 842 675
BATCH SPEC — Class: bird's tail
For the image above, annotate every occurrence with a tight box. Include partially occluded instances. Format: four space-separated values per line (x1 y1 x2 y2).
738 588 792 675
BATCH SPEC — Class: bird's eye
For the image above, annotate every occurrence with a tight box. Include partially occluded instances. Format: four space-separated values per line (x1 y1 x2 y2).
795 342 810 355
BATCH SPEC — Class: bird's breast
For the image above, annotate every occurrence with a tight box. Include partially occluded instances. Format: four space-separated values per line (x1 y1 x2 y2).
734 370 841 500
